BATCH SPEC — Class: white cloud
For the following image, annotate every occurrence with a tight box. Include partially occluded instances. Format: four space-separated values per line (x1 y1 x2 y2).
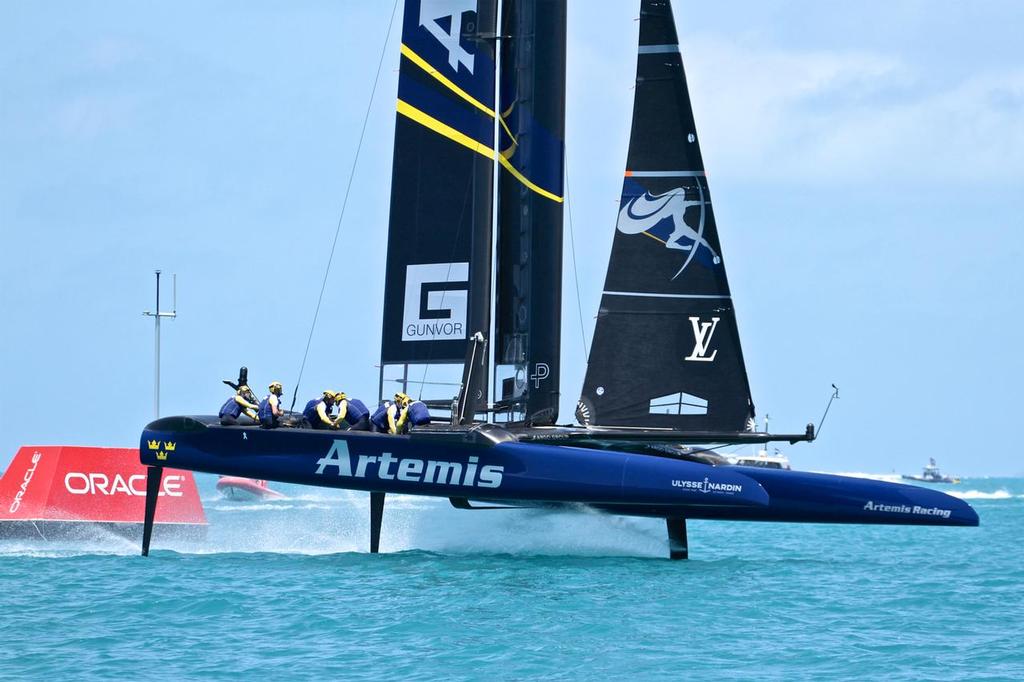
683 36 1024 185
54 93 138 139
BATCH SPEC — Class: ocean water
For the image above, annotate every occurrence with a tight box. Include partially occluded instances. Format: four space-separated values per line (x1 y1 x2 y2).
1 477 1022 680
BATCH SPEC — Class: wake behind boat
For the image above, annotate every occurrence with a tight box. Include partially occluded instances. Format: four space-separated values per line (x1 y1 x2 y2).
138 0 977 560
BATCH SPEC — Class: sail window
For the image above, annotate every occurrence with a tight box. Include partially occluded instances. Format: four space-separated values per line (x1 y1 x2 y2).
649 392 708 416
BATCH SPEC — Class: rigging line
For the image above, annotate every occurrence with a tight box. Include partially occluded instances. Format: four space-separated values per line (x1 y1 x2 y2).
290 0 401 412
563 153 590 358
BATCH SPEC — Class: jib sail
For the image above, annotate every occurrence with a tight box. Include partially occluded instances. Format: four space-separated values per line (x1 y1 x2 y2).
494 0 567 425
379 0 498 417
578 0 754 432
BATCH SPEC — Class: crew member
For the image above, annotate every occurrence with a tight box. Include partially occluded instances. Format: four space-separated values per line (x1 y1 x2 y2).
333 392 371 431
369 400 390 433
303 390 338 430
406 399 432 429
219 386 259 426
258 381 285 429
371 392 411 434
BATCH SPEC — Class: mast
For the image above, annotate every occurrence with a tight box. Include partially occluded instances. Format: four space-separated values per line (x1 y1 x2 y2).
379 0 499 419
494 0 567 425
578 0 755 432
143 270 177 419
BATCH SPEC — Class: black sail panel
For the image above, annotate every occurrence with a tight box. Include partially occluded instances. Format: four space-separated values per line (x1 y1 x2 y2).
380 0 497 416
495 0 567 426
578 0 754 432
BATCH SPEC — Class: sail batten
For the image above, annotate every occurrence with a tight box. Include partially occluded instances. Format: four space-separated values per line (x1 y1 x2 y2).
578 0 754 433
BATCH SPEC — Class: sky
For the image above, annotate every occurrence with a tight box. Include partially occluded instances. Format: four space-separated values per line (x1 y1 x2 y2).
1 1 1022 476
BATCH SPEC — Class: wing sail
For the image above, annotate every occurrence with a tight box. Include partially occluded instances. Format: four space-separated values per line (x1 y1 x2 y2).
379 0 498 416
494 0 567 425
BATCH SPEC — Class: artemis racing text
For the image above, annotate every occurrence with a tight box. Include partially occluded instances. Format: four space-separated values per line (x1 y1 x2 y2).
315 440 503 488
863 500 951 519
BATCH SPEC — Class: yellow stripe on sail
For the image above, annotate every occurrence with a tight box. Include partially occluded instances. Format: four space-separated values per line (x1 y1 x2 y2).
396 100 562 204
401 44 494 118
396 99 493 158
401 43 519 146
498 154 563 203
498 116 518 146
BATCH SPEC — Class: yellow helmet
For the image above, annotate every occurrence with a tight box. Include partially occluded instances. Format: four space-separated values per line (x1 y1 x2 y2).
335 391 347 401
394 392 410 406
322 390 337 401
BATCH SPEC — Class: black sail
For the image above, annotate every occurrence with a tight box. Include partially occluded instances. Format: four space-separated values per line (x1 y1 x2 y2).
379 0 498 417
578 0 754 432
494 0 567 425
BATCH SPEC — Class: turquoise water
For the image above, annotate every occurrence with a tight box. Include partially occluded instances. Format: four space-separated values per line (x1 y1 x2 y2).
2 477 1022 680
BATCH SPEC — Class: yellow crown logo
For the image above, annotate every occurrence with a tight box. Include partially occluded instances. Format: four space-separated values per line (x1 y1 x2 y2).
156 451 169 461
163 442 176 452
147 439 161 450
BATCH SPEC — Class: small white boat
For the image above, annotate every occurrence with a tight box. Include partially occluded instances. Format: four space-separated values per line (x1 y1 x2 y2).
731 448 792 470
902 459 960 484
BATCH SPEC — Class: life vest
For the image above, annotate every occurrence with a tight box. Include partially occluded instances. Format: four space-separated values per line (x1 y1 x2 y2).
370 402 391 430
303 399 323 424
258 395 276 423
219 396 242 419
407 400 431 426
343 398 369 424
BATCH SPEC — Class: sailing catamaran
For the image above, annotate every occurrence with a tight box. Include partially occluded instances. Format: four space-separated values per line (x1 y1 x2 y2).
138 0 977 559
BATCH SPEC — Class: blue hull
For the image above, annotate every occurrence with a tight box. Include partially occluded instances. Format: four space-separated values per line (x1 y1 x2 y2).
141 420 769 510
599 466 978 526
140 417 977 527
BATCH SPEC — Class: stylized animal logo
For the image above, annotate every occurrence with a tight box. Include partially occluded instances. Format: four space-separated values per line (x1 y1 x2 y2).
617 187 721 279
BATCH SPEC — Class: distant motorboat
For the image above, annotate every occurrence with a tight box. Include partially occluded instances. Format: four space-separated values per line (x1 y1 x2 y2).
902 459 960 484
730 448 791 471
216 477 286 501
